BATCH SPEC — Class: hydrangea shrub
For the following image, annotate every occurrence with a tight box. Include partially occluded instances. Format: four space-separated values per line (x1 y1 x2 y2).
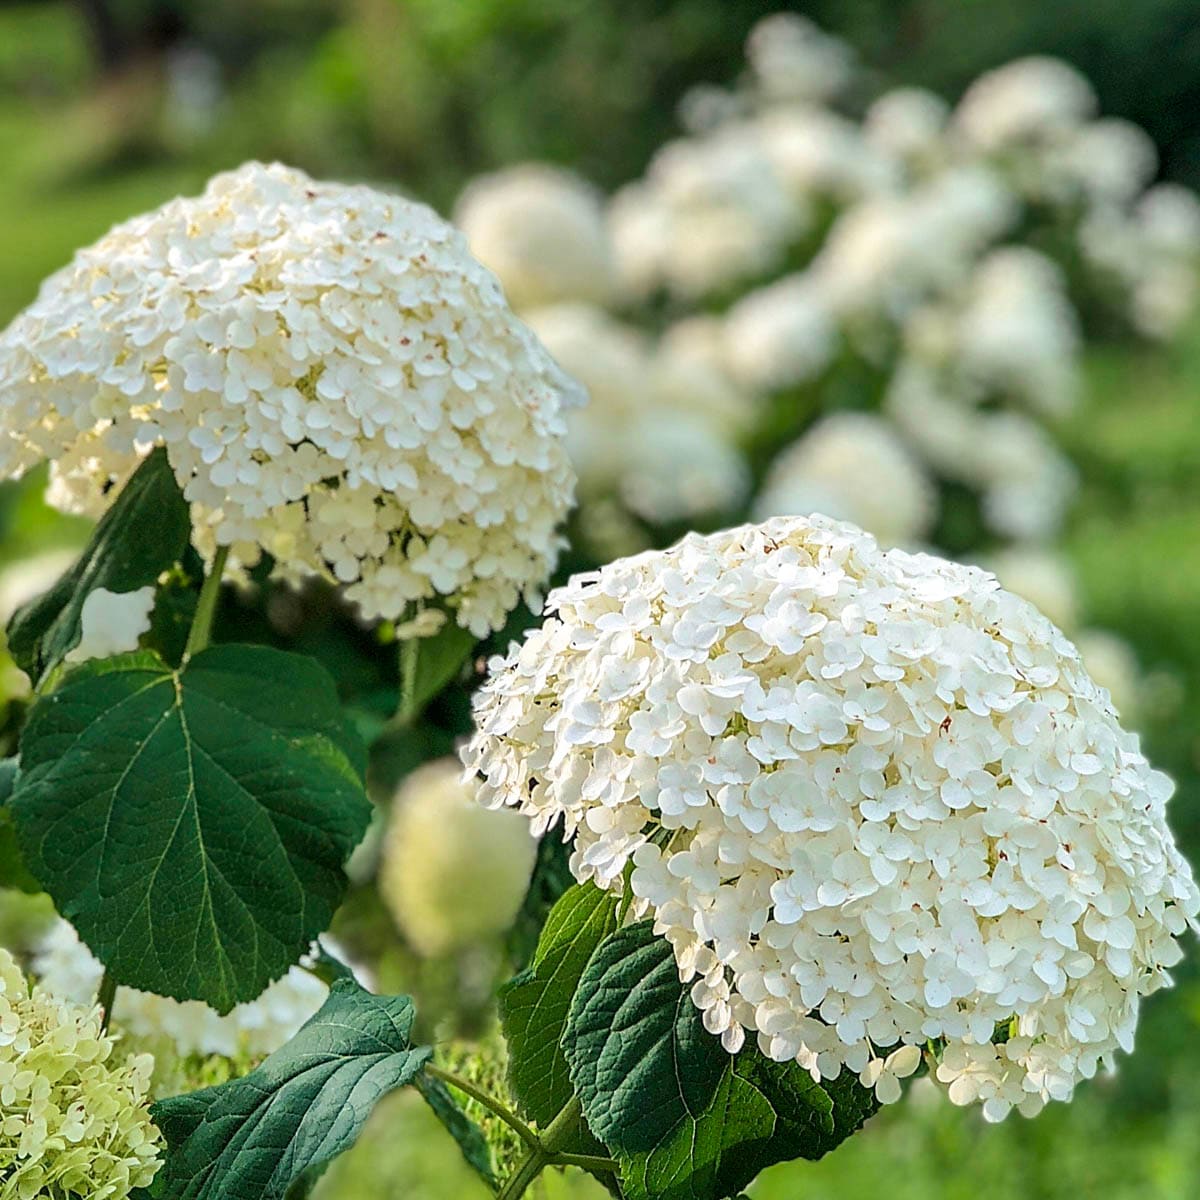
0 34 1196 1200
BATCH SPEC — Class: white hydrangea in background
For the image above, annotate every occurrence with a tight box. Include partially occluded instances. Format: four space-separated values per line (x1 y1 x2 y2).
753 412 935 547
467 515 1198 1121
863 88 951 173
745 12 856 104
0 548 78 623
34 920 328 1059
379 759 536 957
454 164 615 311
63 586 156 663
0 947 162 1198
0 161 582 637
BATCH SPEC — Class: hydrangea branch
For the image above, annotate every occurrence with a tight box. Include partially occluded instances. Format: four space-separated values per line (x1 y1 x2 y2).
183 544 230 661
423 1063 540 1152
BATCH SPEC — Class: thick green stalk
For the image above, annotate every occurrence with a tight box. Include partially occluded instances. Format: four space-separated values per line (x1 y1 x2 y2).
184 544 231 660
496 1097 586 1200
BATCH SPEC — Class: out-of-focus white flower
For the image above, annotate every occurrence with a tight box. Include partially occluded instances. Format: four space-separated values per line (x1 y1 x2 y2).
814 167 1016 320
982 547 1079 633
454 164 615 311
954 248 1079 416
864 88 951 172
678 84 743 135
525 304 651 497
0 548 78 623
954 57 1096 152
886 364 1077 541
753 107 897 205
0 947 162 1197
1076 629 1142 719
722 274 838 392
33 921 328 1060
379 759 536 957
754 412 936 547
608 127 799 300
467 515 1199 1122
0 162 580 637
619 412 750 525
1050 119 1158 205
746 13 856 104
652 320 758 437
64 586 155 663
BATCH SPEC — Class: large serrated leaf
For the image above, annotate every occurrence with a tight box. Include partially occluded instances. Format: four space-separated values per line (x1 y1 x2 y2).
564 922 879 1200
152 979 431 1200
0 757 39 893
500 880 620 1127
10 644 370 1011
6 447 190 683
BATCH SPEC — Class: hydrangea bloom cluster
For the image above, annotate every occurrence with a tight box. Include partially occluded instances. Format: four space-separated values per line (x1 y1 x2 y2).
33 921 327 1060
379 759 537 957
0 161 581 635
753 413 934 548
0 948 161 1198
466 516 1199 1121
454 164 615 311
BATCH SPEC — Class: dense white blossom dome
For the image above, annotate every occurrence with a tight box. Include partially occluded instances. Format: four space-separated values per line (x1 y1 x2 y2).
454 164 615 311
34 920 328 1059
466 515 1198 1121
863 88 951 170
0 948 162 1197
0 161 581 636
753 413 935 547
745 13 856 104
954 57 1097 152
379 759 537 957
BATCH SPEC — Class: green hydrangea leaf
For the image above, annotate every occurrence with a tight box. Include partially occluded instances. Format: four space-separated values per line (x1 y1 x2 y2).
414 1074 497 1186
6 447 190 684
152 979 431 1200
499 880 620 1129
10 644 370 1011
396 617 478 723
0 757 40 893
564 921 879 1200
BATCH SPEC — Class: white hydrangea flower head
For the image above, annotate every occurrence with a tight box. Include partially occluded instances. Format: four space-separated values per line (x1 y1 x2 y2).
466 515 1198 1121
745 13 857 104
1049 118 1158 206
982 547 1079 634
608 128 799 301
752 107 897 205
33 920 328 1060
753 413 936 547
863 88 951 172
652 319 758 438
0 161 581 637
454 164 615 311
617 412 750 526
954 57 1097 152
63 586 156 664
722 274 838 392
524 304 651 498
814 166 1016 320
953 247 1080 417
379 758 537 957
0 947 162 1197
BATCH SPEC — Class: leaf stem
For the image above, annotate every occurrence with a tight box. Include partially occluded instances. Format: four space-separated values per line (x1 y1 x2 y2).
496 1096 587 1200
396 635 420 726
97 969 117 1034
424 1064 541 1153
184 544 231 661
554 1153 619 1173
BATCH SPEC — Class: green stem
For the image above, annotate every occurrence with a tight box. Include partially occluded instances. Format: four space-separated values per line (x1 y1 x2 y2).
424 1064 540 1153
555 1153 619 1173
496 1097 585 1200
97 970 117 1034
396 634 420 725
184 544 230 661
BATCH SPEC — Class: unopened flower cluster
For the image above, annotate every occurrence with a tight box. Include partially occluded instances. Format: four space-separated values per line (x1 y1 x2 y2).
33 921 327 1060
0 161 581 636
466 516 1199 1120
0 948 161 1198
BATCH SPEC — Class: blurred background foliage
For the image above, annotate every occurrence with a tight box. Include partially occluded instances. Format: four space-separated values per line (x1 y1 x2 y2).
1 1 1199 1197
